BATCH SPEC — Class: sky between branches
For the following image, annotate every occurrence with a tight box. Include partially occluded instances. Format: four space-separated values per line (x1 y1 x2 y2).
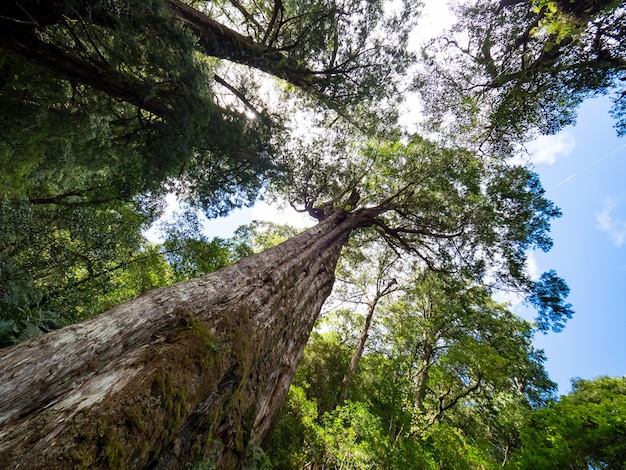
149 1 626 395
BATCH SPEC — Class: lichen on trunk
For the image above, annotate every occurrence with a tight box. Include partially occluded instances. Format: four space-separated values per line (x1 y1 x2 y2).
0 210 373 469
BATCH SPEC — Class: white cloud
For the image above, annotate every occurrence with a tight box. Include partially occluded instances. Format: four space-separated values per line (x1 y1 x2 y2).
596 196 626 247
525 133 576 165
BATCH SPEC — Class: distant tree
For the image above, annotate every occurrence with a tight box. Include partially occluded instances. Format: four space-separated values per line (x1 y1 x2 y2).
510 376 626 469
374 272 555 467
334 241 402 404
418 0 626 153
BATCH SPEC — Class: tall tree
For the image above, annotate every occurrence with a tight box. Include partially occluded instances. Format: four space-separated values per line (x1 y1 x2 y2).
0 0 417 333
0 0 415 124
0 136 570 467
334 241 402 404
0 211 355 469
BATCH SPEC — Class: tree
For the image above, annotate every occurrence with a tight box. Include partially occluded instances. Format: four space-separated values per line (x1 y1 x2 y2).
0 0 418 336
334 241 402 404
510 376 626 469
0 196 172 346
279 133 572 332
0 0 415 138
376 272 555 463
0 134 571 467
373 272 554 468
0 15 274 216
0 211 355 469
418 0 626 153
264 270 556 469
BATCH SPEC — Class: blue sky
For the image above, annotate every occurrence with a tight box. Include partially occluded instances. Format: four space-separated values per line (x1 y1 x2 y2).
527 96 626 394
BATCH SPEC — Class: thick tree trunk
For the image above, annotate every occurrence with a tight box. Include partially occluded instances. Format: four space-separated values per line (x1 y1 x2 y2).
163 0 323 89
0 210 371 469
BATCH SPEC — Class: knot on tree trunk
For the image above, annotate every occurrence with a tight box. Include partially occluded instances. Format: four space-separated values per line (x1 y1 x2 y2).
307 189 361 221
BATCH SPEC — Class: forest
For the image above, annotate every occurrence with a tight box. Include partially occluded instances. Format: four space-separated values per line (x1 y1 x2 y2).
0 0 625 468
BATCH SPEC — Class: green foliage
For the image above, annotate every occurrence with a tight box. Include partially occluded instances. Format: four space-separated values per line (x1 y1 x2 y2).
510 376 626 469
318 135 571 331
419 0 626 149
293 330 354 415
1 0 289 234
0 3 586 467
265 385 320 469
231 221 302 253
162 221 241 282
530 270 573 332
0 195 171 345
265 270 555 468
205 0 419 116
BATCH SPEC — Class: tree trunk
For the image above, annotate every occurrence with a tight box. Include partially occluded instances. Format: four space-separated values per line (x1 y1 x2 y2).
414 339 434 412
163 0 323 89
0 210 372 469
339 302 376 404
0 0 325 109
1 32 174 118
339 279 396 403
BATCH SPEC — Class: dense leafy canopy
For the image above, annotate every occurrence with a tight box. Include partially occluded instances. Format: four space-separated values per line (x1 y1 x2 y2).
0 0 413 343
265 270 556 469
275 130 572 332
3 0 621 467
510 376 626 469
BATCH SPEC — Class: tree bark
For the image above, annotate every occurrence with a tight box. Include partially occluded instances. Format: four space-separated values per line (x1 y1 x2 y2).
0 209 373 469
163 0 324 89
413 339 434 412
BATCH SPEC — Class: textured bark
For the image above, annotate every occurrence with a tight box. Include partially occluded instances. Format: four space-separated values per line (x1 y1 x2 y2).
1 33 174 118
163 0 322 89
0 210 373 469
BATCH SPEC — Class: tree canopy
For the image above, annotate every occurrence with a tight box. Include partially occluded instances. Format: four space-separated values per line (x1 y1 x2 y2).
265 269 556 469
418 0 626 152
3 0 619 467
0 0 417 343
274 130 572 332
510 376 626 469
